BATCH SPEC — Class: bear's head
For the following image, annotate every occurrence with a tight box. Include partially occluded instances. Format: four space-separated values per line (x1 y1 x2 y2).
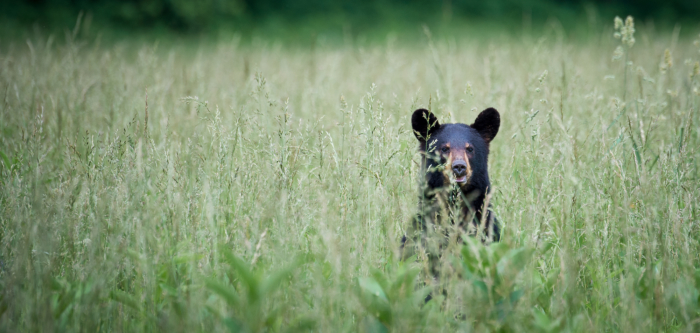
411 108 500 195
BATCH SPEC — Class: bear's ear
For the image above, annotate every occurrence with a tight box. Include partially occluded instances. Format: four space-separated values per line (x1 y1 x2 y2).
471 107 500 143
411 108 441 142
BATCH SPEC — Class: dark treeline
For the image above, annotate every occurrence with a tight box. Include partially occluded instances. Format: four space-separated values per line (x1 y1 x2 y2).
2 0 699 34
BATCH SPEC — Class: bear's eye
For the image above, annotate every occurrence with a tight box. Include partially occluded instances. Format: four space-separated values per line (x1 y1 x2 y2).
441 146 450 153
466 146 474 152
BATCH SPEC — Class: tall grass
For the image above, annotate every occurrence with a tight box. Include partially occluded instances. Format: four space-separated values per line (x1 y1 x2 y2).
0 23 699 332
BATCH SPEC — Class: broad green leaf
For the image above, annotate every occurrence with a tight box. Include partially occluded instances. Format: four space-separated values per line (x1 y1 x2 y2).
359 277 388 302
109 290 141 311
220 248 258 302
389 266 420 297
533 308 562 333
541 241 556 254
370 268 390 292
260 261 299 296
497 248 534 277
472 280 489 294
363 316 389 333
159 283 179 296
460 246 478 275
0 151 10 170
50 277 65 291
205 278 240 306
509 289 524 304
358 277 393 325
223 317 244 333
546 268 560 288
283 316 316 333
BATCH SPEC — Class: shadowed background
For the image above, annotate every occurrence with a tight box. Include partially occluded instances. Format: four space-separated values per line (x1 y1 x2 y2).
2 0 700 41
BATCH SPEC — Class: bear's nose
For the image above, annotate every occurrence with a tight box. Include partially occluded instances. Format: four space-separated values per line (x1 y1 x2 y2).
452 161 468 177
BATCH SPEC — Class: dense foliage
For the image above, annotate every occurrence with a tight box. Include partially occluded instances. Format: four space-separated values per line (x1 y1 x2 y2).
3 0 700 33
1 17 700 331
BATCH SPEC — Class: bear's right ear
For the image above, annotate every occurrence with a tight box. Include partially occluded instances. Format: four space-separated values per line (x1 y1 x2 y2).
411 108 440 142
471 107 500 144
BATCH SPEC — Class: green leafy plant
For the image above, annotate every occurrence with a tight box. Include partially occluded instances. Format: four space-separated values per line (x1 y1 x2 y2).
50 278 96 330
205 247 311 333
356 258 431 332
459 237 534 327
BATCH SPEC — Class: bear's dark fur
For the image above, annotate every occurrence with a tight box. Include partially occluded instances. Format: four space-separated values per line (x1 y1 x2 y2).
402 107 501 277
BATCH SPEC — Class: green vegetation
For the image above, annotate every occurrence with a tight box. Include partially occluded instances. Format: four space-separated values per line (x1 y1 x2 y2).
3 0 699 40
1 17 700 332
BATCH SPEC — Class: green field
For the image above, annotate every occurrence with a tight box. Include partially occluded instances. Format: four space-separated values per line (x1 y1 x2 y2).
1 19 699 332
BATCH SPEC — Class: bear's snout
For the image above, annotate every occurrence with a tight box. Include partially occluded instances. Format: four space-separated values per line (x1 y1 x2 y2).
452 161 468 177
451 159 471 184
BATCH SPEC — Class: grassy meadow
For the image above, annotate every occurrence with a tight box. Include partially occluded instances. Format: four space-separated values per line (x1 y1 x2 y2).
1 20 700 332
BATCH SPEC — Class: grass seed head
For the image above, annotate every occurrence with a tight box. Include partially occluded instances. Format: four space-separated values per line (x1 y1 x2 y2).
622 16 636 47
614 16 635 48
464 82 473 96
612 46 624 61
614 16 623 30
660 49 673 74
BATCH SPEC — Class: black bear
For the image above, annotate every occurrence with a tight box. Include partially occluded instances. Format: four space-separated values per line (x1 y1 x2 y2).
402 107 501 277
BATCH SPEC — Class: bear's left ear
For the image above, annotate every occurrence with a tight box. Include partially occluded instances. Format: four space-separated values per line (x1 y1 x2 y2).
471 107 500 143
411 108 441 142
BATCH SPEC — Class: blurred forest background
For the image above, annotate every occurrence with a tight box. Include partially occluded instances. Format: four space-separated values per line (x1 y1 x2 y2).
2 0 699 42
